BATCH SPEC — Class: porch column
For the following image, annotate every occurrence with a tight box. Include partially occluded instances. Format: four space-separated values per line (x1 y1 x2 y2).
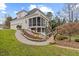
40 17 42 32
41 27 42 33
40 17 42 26
36 17 37 32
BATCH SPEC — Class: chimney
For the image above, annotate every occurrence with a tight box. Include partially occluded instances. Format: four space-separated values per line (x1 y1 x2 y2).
47 12 52 21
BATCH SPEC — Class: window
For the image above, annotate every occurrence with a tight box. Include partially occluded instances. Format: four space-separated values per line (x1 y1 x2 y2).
37 28 41 32
31 28 35 30
29 17 46 26
37 17 40 26
31 28 36 32
33 17 36 26
42 28 45 32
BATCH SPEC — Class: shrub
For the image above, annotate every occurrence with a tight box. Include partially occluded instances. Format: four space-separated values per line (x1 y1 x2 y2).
75 39 79 42
63 36 68 39
56 34 68 40
16 25 22 30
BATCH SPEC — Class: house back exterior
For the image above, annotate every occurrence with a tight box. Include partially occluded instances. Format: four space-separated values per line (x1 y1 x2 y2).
10 8 52 35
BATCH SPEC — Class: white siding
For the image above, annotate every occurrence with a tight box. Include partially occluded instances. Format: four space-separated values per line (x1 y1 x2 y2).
21 18 29 29
17 11 27 19
10 19 23 30
10 18 30 30
11 24 17 30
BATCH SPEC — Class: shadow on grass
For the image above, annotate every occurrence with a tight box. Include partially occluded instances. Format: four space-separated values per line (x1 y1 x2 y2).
0 48 9 56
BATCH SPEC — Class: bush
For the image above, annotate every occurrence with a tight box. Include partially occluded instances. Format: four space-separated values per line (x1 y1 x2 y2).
56 34 68 40
63 36 68 39
75 39 79 42
16 25 22 30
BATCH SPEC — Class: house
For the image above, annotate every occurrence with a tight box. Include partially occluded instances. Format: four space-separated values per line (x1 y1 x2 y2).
10 8 52 35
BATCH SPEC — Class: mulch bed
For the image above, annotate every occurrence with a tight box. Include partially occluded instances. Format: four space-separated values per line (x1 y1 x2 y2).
56 39 79 49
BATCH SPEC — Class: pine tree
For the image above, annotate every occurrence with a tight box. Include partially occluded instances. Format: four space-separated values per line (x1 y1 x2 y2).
4 16 13 29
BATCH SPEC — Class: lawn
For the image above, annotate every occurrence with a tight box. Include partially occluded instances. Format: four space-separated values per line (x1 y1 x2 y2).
0 30 79 56
71 35 79 40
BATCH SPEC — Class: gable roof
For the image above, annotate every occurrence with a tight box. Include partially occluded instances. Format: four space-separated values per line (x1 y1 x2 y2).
27 8 49 19
27 8 45 15
14 8 49 20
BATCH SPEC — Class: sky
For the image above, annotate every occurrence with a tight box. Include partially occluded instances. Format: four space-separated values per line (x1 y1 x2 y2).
0 3 64 24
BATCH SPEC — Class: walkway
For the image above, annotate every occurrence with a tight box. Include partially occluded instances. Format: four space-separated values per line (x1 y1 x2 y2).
15 30 79 50
55 45 79 51
15 30 50 46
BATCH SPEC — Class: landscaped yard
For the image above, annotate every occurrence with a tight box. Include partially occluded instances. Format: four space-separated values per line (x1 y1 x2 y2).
0 30 79 56
71 35 79 40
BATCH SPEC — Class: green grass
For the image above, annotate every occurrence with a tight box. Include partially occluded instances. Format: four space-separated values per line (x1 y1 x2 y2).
71 35 79 40
0 30 79 56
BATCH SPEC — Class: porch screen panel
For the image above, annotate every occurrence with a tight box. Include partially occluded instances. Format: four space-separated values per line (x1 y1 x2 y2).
33 17 36 26
37 17 40 26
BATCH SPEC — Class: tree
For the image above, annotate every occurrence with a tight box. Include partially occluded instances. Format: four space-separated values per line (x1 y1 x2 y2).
49 17 62 40
56 22 79 41
46 12 53 36
55 16 61 26
50 19 57 31
4 16 13 29
74 18 79 22
58 3 78 23
62 18 66 24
